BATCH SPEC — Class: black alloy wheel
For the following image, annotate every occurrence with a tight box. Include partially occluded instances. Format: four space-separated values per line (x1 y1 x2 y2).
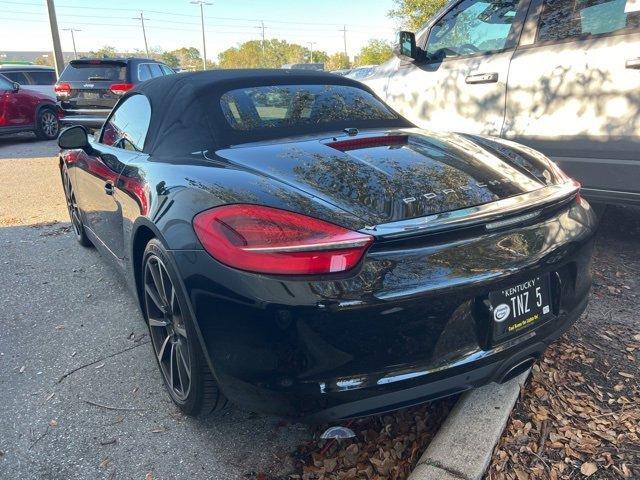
144 254 192 402
142 239 227 415
36 108 60 140
61 166 92 247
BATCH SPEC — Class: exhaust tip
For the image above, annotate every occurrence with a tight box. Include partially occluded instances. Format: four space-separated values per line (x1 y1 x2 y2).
499 357 536 383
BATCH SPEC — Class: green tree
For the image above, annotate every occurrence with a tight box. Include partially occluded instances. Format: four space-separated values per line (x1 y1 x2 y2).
354 39 393 66
218 39 316 69
34 55 53 66
170 47 202 70
160 51 180 68
388 0 447 30
90 46 117 58
308 50 329 65
326 52 350 70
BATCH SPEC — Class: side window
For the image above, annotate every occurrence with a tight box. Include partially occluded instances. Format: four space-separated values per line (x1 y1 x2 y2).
160 65 175 76
100 94 152 152
0 75 14 91
2 71 30 85
27 71 57 85
537 0 640 42
137 64 152 82
425 0 523 60
148 64 163 78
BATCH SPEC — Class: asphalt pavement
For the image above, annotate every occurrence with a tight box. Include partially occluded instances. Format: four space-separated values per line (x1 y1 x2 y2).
0 134 310 480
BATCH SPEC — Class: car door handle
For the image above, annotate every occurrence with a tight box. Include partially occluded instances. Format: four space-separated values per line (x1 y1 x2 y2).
104 181 114 195
626 58 640 70
465 72 499 84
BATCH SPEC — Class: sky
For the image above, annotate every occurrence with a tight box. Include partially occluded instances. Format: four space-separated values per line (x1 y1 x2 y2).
0 0 399 61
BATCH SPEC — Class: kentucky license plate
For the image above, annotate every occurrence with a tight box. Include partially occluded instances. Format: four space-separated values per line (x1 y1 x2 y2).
489 275 552 341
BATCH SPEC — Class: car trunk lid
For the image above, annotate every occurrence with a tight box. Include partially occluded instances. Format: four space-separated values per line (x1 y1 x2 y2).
215 129 569 228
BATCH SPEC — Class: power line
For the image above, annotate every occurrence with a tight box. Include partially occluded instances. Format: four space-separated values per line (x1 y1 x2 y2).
0 0 389 28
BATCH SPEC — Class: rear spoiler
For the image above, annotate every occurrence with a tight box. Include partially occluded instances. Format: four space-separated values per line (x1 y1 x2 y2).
362 181 581 239
70 59 127 67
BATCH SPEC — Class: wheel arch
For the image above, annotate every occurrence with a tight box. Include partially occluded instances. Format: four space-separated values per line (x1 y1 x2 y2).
130 218 220 385
34 100 57 124
130 219 164 316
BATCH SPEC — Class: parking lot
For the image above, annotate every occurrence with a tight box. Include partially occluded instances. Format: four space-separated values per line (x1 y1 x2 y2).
0 135 638 480
0 136 310 480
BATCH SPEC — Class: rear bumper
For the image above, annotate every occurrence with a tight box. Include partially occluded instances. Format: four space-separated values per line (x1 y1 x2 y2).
303 294 586 422
171 197 597 420
60 110 109 129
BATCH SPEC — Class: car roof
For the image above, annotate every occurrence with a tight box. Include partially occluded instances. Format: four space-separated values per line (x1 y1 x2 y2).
130 68 404 155
70 57 165 64
0 65 55 71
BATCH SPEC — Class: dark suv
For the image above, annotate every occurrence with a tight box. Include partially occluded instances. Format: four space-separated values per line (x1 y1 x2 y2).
55 58 174 129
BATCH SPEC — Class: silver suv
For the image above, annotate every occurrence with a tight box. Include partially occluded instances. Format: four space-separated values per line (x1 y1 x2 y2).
365 0 640 205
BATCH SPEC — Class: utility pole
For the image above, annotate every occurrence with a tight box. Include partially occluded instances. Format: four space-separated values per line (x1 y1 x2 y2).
45 0 64 77
308 42 315 63
62 28 81 59
340 25 348 65
132 11 150 57
260 21 266 66
191 1 212 70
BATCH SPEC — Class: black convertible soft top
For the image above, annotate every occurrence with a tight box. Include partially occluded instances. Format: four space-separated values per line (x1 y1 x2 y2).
130 69 410 155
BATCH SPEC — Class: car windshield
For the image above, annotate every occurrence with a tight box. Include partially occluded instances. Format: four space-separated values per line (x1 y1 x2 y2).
59 62 126 82
219 84 398 133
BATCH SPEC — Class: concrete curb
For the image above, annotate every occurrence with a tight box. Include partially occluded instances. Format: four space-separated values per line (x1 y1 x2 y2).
409 371 530 480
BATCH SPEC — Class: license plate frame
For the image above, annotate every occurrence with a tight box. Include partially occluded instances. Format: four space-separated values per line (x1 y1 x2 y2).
489 274 552 342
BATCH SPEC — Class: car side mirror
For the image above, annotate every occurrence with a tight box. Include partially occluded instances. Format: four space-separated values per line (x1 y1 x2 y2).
394 31 417 60
12 82 20 92
58 125 91 151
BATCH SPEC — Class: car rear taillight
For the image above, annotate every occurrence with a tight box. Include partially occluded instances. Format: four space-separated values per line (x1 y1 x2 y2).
193 204 373 275
109 83 134 95
54 82 71 97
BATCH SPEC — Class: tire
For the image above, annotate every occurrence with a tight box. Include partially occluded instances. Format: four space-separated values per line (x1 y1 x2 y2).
35 107 60 140
61 165 92 247
142 238 227 416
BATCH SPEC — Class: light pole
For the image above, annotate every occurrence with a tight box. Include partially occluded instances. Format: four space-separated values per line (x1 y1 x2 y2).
132 11 150 57
191 0 212 70
256 20 266 66
62 28 81 59
308 42 315 64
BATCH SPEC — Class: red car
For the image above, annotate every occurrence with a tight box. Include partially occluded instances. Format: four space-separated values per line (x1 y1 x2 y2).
0 73 61 140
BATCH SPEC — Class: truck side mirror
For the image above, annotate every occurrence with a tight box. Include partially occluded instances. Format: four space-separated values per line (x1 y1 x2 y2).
394 31 417 60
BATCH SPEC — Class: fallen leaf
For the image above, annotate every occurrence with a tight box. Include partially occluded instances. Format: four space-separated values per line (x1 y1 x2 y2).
580 462 598 477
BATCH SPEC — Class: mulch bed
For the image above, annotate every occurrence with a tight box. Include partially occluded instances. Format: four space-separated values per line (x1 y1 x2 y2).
486 206 640 480
286 398 455 480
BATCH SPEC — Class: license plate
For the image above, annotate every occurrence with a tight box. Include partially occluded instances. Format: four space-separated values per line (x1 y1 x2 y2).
489 275 552 341
81 92 100 100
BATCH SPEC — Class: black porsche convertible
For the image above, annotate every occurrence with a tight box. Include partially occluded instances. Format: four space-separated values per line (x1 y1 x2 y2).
58 69 596 421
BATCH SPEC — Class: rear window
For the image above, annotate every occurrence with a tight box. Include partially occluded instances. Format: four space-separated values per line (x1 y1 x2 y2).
59 62 126 82
220 84 398 132
27 71 56 85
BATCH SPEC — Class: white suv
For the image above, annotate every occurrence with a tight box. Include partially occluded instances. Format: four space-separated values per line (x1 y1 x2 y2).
0 65 56 98
365 0 640 205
